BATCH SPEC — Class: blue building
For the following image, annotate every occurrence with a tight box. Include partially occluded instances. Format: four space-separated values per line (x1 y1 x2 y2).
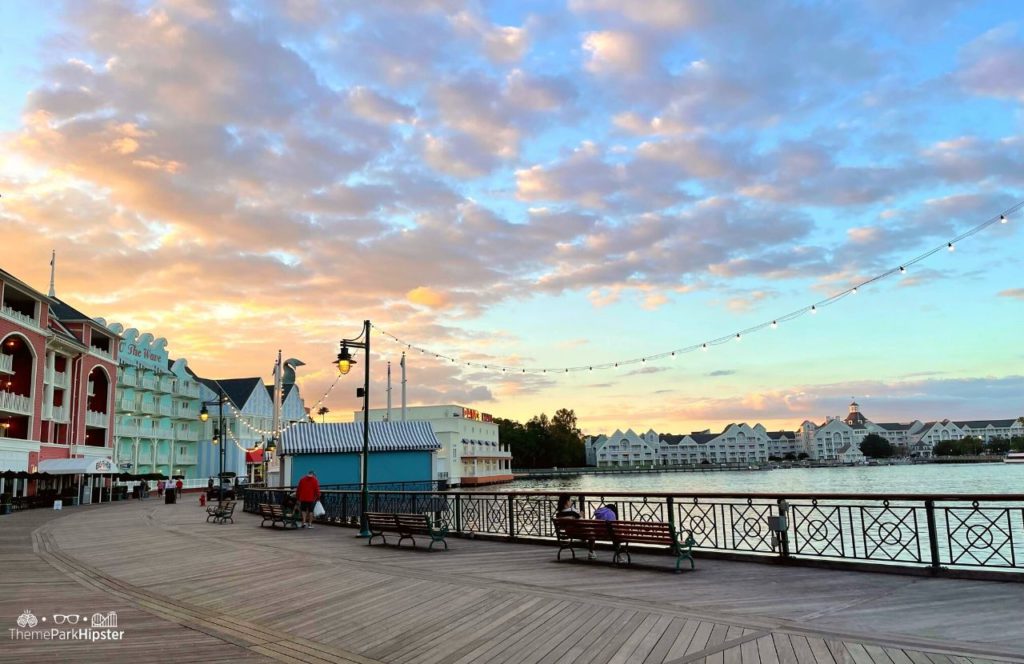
281 421 440 486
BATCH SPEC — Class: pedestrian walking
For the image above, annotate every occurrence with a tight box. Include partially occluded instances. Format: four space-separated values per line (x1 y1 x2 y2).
157 479 165 497
295 470 320 529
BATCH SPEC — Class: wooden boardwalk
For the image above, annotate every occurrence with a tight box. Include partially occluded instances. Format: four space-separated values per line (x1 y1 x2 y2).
2 500 1023 664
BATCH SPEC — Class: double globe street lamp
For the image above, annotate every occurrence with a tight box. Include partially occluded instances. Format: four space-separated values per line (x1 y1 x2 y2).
199 390 229 506
336 319 371 537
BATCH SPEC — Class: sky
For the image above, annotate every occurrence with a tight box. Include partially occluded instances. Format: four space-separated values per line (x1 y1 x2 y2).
0 0 1021 436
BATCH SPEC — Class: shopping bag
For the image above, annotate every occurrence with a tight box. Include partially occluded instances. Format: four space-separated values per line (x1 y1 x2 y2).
313 500 325 517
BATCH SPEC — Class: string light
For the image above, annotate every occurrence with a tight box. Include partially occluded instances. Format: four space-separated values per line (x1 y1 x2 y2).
369 202 1021 374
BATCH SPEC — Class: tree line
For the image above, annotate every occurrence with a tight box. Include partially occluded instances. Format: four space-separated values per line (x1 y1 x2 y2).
858 432 1024 459
495 409 585 469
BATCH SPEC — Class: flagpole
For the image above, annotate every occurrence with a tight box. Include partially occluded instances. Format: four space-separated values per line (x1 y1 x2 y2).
386 361 392 422
400 352 407 421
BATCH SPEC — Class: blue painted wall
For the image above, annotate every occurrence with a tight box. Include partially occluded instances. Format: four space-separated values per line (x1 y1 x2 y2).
290 451 433 486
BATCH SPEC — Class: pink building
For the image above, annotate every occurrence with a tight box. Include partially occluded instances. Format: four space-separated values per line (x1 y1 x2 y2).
0 268 118 499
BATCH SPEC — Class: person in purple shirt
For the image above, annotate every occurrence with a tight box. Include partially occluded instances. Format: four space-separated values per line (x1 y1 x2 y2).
593 504 618 521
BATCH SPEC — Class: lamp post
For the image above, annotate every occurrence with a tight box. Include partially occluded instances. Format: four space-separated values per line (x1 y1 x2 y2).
336 319 371 537
199 389 228 506
264 438 276 486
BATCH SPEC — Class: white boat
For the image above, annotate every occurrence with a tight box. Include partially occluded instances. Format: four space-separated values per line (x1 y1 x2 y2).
1004 452 1024 464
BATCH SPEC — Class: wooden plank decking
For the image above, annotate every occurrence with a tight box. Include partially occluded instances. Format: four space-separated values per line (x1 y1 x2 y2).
2 499 1023 664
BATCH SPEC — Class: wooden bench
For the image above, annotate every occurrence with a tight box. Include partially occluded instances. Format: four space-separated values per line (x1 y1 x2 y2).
366 512 449 550
206 500 236 524
258 503 300 529
609 521 695 573
553 518 612 560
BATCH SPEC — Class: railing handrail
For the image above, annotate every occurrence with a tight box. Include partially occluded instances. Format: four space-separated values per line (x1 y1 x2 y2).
249 487 1024 501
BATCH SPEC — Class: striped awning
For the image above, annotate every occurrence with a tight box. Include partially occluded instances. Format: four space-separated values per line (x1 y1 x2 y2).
282 421 441 455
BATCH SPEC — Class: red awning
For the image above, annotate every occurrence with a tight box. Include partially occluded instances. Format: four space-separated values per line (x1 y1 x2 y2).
245 450 263 464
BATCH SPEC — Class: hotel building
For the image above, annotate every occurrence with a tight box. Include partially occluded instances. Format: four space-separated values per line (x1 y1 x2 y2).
586 401 1022 467
362 405 512 486
103 322 203 479
0 268 118 498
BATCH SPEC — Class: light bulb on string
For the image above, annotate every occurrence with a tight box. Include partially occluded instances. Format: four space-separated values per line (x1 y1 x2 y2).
701 343 708 352
852 287 858 295
811 305 817 314
899 266 906 274
1001 215 1007 224
947 242 955 252
735 333 741 342
771 320 778 329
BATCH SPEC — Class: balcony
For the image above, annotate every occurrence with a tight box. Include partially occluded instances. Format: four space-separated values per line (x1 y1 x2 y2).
158 402 173 417
50 405 69 423
1 305 36 327
117 422 142 437
159 376 176 392
0 390 31 415
120 372 138 387
173 403 193 419
53 370 69 389
90 345 112 360
141 375 157 390
86 410 109 428
176 428 199 442
179 382 200 398
138 399 158 415
0 354 13 374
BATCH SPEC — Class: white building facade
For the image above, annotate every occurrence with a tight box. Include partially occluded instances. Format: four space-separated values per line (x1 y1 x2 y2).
105 324 202 479
362 405 511 486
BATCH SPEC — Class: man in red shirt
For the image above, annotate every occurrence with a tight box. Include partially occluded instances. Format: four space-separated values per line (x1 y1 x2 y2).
295 470 320 529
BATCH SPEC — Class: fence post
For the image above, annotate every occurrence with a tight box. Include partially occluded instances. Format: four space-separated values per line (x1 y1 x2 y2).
925 499 941 573
455 493 462 535
776 498 790 559
508 494 516 540
666 496 676 530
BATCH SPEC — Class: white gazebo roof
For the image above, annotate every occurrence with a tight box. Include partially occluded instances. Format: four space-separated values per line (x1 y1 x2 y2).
38 457 116 475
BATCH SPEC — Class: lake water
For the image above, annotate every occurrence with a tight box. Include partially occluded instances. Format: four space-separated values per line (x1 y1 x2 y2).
507 462 1024 495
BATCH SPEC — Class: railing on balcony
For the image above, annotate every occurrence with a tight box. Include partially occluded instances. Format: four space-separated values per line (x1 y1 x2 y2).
1 305 36 327
141 376 157 390
49 405 69 422
157 402 173 417
90 345 112 360
85 410 109 428
87 380 95 397
117 423 142 437
176 428 199 442
0 354 12 375
158 377 175 392
179 382 200 398
0 390 31 414
243 489 1024 578
53 370 69 388
138 400 158 415
118 395 136 412
120 372 138 387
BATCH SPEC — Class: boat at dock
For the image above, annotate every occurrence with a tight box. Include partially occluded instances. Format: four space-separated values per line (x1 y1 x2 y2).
1005 452 1024 463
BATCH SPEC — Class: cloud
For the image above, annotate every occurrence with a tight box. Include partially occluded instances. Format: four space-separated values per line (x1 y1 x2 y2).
706 370 735 377
582 31 650 75
956 25 1024 102
998 288 1024 300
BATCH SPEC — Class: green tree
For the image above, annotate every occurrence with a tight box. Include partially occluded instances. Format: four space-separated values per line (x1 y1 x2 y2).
497 409 585 469
933 440 959 456
1010 436 1024 452
797 452 809 460
987 437 1010 455
316 406 330 423
860 433 894 459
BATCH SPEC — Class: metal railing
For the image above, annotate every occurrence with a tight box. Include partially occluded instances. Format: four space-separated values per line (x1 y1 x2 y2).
49 405 68 422
0 354 12 374
243 489 1024 577
1 305 36 327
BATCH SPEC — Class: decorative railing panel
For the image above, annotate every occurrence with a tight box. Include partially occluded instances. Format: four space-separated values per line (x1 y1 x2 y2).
242 489 1024 575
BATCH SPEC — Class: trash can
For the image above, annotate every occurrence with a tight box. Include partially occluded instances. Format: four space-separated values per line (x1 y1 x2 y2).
165 489 176 505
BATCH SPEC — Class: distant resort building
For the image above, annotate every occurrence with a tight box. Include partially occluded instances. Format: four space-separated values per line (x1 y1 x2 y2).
586 401 1023 467
362 405 511 486
103 323 202 479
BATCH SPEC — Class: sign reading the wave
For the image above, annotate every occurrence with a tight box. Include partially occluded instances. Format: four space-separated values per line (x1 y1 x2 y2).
119 337 168 371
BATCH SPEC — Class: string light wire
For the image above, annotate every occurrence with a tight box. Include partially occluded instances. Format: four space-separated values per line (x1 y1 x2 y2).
372 202 1021 374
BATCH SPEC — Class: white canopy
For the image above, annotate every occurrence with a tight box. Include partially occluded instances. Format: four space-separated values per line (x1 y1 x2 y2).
38 457 116 475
